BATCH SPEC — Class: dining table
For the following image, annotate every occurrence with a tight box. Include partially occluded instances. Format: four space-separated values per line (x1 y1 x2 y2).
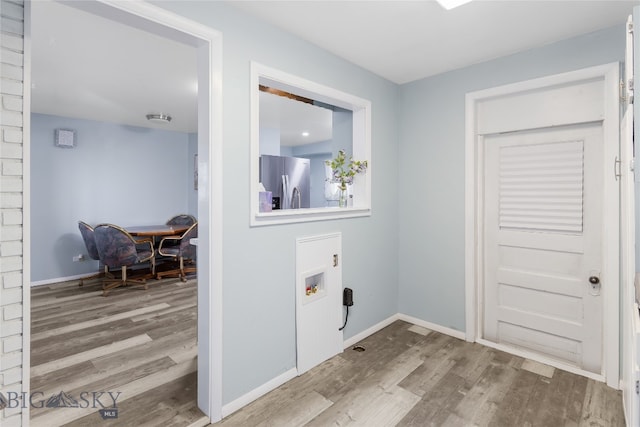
124 224 191 279
126 224 190 239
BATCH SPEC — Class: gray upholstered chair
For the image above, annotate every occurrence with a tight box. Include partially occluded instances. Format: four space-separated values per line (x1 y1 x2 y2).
166 214 196 226
77 221 110 286
156 222 197 281
162 214 197 250
93 224 155 296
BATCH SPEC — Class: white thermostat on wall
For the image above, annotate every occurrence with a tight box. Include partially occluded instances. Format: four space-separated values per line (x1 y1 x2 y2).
54 128 76 148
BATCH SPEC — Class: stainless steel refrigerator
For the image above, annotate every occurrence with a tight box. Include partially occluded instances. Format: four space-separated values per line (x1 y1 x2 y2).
259 155 310 209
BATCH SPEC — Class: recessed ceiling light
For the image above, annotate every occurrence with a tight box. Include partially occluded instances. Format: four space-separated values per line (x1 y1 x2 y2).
302 131 310 137
436 0 473 10
146 113 172 123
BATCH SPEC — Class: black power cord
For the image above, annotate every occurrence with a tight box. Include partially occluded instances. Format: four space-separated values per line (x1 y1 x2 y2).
339 305 349 331
339 288 353 331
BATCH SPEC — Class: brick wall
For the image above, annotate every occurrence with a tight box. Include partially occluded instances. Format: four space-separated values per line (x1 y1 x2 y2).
0 0 25 426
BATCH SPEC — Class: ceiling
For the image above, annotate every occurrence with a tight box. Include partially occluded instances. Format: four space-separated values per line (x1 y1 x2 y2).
31 0 637 135
260 92 333 146
31 1 198 133
229 0 637 84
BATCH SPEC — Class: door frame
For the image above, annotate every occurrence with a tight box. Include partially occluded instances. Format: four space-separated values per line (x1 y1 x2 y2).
22 0 224 422
464 63 620 387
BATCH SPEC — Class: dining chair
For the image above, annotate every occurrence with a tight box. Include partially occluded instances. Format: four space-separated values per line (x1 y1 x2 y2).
93 223 156 296
156 222 198 281
77 221 110 286
166 214 196 226
161 214 197 250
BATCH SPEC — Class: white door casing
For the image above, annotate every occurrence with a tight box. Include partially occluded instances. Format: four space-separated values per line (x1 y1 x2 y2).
621 12 636 426
23 1 225 421
465 63 620 387
621 105 636 425
483 124 603 374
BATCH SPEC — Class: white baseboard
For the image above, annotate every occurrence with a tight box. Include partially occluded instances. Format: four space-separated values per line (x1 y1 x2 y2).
343 314 399 349
221 315 401 419
31 273 94 287
397 313 466 341
221 313 466 419
186 415 210 427
221 368 297 418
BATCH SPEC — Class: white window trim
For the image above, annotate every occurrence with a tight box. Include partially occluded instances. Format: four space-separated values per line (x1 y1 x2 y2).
250 62 372 226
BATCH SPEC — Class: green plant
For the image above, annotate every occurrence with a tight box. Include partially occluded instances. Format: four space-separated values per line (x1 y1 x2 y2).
325 149 368 191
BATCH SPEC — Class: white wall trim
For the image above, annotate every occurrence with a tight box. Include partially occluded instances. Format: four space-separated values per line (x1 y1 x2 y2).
219 313 461 419
601 63 622 390
221 368 298 418
342 313 467 349
398 313 466 341
465 63 621 388
98 1 224 420
343 314 399 348
221 316 401 419
220 300 624 426
620 15 636 420
218 303 616 419
186 416 211 427
31 273 100 287
25 0 225 422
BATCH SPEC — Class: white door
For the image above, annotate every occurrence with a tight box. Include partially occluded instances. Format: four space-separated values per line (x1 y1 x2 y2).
483 123 604 373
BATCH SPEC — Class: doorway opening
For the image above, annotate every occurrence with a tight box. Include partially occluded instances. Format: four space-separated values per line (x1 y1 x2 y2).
24 0 223 423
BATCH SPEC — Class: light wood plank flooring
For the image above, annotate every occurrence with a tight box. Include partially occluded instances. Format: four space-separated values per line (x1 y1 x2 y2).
32 279 625 426
216 321 624 427
30 276 205 426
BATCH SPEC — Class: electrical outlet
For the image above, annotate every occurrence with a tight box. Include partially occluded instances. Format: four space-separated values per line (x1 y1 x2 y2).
72 254 85 262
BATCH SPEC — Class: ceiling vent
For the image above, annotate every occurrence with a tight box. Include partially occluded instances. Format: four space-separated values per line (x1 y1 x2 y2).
146 113 172 123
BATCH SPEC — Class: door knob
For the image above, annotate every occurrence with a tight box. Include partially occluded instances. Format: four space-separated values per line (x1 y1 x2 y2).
588 271 601 296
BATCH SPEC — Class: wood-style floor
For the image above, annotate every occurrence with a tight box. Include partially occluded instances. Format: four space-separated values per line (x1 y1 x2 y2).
30 276 205 426
31 278 625 427
216 321 625 427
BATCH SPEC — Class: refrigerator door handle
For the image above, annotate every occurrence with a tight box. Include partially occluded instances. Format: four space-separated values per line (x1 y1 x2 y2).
291 186 301 209
282 175 290 209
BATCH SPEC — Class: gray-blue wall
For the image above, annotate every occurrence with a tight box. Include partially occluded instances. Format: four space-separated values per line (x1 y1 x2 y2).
397 25 627 332
31 113 195 282
155 1 399 405
259 127 280 156
291 141 332 208
49 0 630 410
